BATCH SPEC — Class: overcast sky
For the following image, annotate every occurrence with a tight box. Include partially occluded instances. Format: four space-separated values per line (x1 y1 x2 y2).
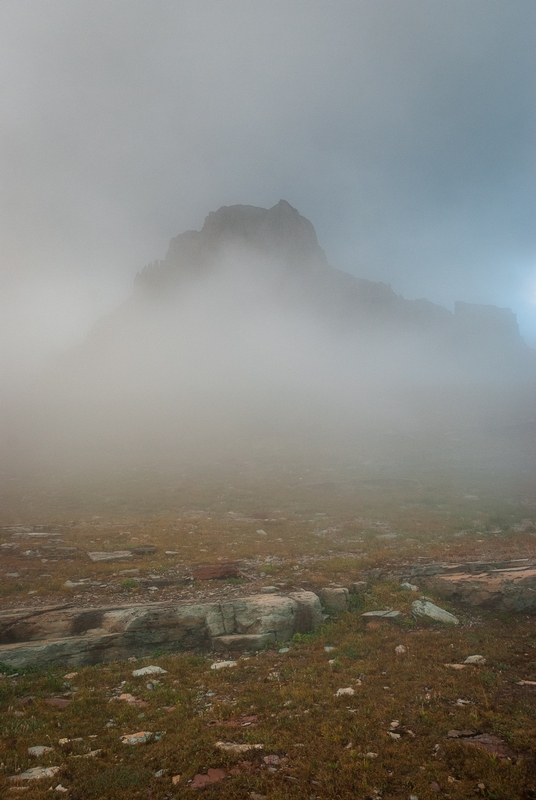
1 0 535 375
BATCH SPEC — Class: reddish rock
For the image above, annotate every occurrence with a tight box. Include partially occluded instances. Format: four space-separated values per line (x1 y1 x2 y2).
45 697 71 708
190 768 227 788
193 563 241 580
462 733 516 760
426 566 536 611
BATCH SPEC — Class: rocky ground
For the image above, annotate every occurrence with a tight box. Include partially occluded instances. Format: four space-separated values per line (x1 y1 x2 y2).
0 459 535 798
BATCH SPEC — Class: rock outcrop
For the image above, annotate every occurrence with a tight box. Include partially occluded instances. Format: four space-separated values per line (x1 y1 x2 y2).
364 559 536 612
0 591 322 669
425 565 536 612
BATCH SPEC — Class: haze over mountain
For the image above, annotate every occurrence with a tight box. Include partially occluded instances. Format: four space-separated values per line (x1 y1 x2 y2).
2 200 534 476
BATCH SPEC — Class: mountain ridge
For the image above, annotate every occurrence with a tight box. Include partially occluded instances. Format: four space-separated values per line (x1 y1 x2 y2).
129 200 529 371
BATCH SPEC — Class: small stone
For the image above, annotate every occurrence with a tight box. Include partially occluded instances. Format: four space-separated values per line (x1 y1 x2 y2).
256 530 267 535
77 749 101 758
365 752 378 759
464 655 486 665
45 697 71 708
88 551 133 562
54 785 68 793
9 766 62 782
335 687 355 696
260 586 278 593
211 660 237 670
388 732 401 740
132 665 167 677
172 775 181 785
215 741 263 753
278 647 290 653
120 731 154 745
324 646 336 652
27 746 54 757
191 768 227 789
400 582 418 591
63 672 78 680
395 645 407 655
362 610 402 619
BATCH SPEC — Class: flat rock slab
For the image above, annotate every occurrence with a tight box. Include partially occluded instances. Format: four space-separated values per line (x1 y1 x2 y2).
0 591 322 668
88 551 133 562
362 610 402 620
412 600 459 625
425 567 536 611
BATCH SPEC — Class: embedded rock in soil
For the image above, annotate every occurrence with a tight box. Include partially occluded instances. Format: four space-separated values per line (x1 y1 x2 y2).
361 610 402 620
87 551 133 562
425 566 536 611
193 562 241 580
0 591 322 668
412 600 459 625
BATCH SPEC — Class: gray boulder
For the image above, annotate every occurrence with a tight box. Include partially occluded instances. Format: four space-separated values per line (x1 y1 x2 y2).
0 591 322 668
319 588 350 612
412 600 459 625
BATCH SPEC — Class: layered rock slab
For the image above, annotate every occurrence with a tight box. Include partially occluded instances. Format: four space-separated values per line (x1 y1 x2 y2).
0 592 322 668
425 567 536 611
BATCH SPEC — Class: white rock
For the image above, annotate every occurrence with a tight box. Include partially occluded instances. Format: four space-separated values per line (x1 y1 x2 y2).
400 582 418 591
215 741 263 753
324 646 336 652
464 654 486 664
256 530 267 535
28 746 54 757
335 687 355 696
395 645 407 655
10 766 61 782
132 665 167 677
362 610 402 619
210 660 237 670
411 600 459 625
55 785 68 793
388 732 401 740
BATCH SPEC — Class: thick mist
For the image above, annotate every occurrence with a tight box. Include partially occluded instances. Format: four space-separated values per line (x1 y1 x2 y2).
2 203 535 485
